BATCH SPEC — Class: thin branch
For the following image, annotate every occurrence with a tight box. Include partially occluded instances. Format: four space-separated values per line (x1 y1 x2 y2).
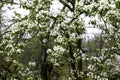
27 30 39 42
0 22 17 37
100 15 108 33
5 21 17 31
68 12 82 25
59 0 74 12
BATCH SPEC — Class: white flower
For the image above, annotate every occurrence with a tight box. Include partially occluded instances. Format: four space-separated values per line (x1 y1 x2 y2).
13 60 17 63
54 35 64 43
88 65 94 70
50 30 59 36
47 49 52 53
28 61 36 66
17 49 23 53
43 39 47 43
53 46 65 52
54 63 59 66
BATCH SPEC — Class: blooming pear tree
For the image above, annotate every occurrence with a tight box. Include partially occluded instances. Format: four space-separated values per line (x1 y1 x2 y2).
0 0 120 80
81 0 120 79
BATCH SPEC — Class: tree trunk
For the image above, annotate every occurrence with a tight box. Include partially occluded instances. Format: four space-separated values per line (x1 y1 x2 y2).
77 39 83 72
68 42 79 80
77 39 83 79
41 47 48 80
41 31 50 80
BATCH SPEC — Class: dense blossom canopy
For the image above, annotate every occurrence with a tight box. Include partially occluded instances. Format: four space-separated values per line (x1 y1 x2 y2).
0 0 120 80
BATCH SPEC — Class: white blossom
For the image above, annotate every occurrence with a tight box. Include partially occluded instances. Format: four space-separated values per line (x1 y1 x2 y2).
28 61 36 66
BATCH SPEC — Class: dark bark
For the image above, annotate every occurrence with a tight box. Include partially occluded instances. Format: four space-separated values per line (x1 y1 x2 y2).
77 39 83 72
68 42 79 80
41 47 48 80
40 13 57 80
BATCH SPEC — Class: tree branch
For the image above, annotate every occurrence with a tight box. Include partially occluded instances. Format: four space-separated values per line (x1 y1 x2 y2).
59 0 74 12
